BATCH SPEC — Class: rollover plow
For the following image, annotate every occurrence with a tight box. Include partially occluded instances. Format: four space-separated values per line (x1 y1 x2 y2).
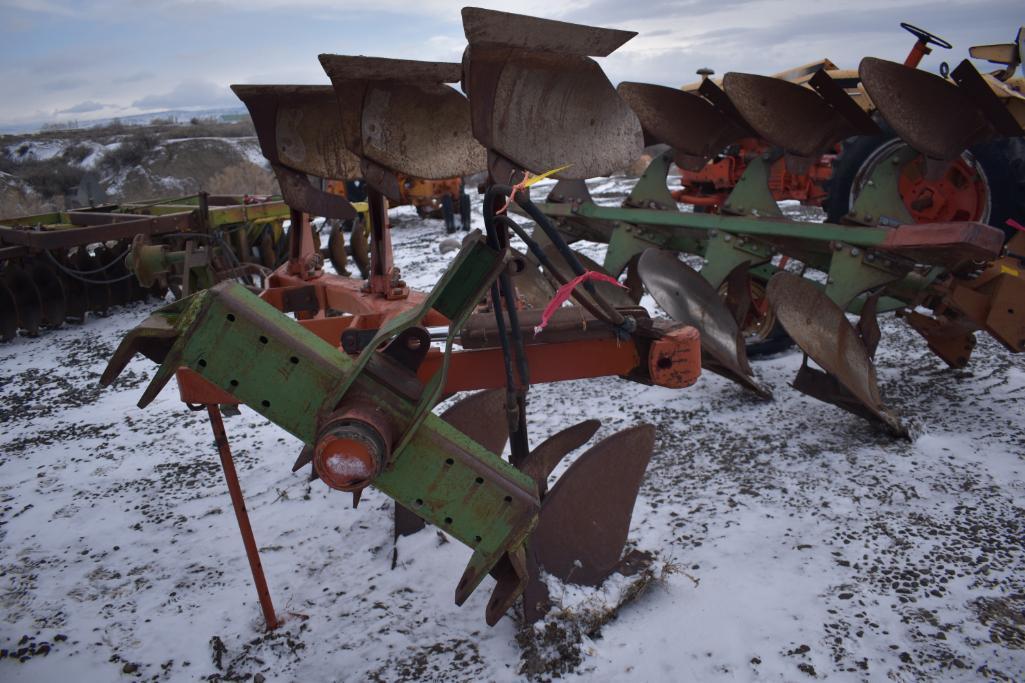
525 18 1023 436
102 28 703 629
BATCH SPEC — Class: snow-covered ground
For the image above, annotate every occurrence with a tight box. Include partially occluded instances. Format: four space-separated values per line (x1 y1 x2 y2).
1 182 1024 681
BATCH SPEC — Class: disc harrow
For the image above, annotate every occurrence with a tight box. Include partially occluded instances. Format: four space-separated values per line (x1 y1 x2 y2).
0 194 291 340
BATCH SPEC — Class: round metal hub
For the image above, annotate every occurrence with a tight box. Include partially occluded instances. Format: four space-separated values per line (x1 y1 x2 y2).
851 139 991 224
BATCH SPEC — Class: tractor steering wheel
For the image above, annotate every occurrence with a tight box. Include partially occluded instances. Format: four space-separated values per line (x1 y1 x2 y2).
900 22 952 50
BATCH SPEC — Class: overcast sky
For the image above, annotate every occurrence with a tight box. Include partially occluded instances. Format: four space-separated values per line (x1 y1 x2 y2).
0 0 1021 127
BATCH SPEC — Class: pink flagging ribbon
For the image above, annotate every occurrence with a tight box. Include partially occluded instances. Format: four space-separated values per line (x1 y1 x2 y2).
533 271 627 335
1008 218 1025 233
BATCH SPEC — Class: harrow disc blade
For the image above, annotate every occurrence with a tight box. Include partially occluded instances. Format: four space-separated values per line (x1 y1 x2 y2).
74 249 111 315
637 249 771 398
519 419 601 494
465 45 643 180
859 57 990 160
617 82 747 169
531 424 655 586
3 264 42 336
0 280 18 342
96 244 132 307
722 72 860 157
46 252 88 322
766 272 905 436
28 260 66 329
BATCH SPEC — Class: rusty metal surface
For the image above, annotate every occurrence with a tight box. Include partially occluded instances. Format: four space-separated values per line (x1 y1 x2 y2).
878 221 1004 268
319 55 462 84
272 165 357 220
519 419 602 493
462 7 635 57
207 405 280 631
723 72 865 157
901 310 977 368
28 261 65 329
439 389 510 456
230 85 361 180
859 57 991 160
540 244 635 308
3 264 41 336
319 55 487 180
807 70 880 135
508 249 555 309
531 424 655 586
617 82 747 167
361 82 485 180
465 45 643 179
0 212 193 250
637 249 771 398
767 272 904 435
950 60 1025 136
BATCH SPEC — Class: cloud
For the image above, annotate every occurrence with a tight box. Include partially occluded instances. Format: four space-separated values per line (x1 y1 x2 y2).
112 71 154 84
2 0 81 16
41 78 80 92
131 80 238 110
57 100 107 114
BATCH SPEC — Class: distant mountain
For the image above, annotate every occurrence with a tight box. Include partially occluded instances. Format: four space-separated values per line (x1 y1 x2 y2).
0 107 248 135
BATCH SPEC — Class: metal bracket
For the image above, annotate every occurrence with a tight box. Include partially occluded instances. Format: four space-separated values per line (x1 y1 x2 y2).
624 151 677 211
605 223 666 277
846 145 915 226
700 230 775 289
721 156 783 217
824 242 908 308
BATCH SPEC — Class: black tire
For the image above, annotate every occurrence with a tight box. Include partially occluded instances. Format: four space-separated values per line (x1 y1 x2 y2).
824 130 900 224
746 319 794 358
825 130 1025 242
442 194 456 234
971 137 1025 243
717 275 795 359
459 188 472 231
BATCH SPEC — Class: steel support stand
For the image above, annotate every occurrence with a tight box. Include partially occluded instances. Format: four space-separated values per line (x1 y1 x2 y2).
207 404 280 631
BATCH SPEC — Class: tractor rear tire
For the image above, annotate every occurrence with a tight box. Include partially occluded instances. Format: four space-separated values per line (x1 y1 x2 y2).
825 132 1025 242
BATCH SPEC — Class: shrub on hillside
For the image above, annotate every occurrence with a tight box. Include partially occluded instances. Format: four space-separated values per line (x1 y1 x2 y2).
18 160 85 198
206 161 278 195
100 131 159 173
62 143 92 164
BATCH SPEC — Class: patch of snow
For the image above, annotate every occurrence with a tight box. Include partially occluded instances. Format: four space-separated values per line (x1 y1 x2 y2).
1 179 1023 682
